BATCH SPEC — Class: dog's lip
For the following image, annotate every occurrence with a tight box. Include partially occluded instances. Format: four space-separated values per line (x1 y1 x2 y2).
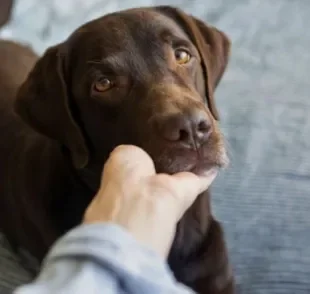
189 161 220 176
152 146 228 175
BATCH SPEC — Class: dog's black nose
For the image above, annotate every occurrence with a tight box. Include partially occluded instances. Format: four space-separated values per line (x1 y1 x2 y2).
155 109 212 148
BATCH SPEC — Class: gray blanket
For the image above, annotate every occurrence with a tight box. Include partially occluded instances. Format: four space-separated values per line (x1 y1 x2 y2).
1 0 310 293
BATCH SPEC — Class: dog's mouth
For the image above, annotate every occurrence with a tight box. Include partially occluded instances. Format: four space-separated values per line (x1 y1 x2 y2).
189 161 220 176
151 144 229 176
186 151 228 176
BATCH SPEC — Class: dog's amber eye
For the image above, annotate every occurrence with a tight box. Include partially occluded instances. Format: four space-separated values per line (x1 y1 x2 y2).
94 77 113 92
174 49 191 64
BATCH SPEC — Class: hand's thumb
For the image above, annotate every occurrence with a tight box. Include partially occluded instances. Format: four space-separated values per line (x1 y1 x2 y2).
104 145 156 180
171 169 218 217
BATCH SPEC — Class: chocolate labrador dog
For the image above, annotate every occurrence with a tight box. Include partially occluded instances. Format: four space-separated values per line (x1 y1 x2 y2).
0 6 234 294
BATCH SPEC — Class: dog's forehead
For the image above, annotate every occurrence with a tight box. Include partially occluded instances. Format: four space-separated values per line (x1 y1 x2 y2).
107 9 187 39
71 10 189 57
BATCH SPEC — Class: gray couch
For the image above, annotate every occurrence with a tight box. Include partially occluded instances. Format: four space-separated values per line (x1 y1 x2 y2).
1 0 310 293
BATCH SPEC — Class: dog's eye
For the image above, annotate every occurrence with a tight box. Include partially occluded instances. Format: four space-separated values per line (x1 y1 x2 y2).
174 49 191 64
93 77 113 92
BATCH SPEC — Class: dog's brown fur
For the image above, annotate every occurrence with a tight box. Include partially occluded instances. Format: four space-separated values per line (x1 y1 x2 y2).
0 6 234 294
0 0 13 28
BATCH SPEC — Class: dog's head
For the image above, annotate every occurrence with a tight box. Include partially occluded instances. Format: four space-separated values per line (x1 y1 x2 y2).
15 6 230 183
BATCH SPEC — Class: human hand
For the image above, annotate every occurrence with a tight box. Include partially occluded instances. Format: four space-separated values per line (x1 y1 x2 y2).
83 145 218 258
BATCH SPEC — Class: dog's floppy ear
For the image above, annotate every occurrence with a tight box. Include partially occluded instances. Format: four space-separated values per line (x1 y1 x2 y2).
156 6 231 120
14 44 89 169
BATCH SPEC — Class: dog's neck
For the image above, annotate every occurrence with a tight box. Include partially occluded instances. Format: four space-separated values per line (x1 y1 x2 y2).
50 151 100 235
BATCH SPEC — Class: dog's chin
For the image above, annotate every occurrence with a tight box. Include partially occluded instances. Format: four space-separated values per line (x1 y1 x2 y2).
154 147 229 176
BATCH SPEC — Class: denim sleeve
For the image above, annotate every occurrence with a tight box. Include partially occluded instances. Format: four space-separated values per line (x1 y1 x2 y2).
13 223 195 294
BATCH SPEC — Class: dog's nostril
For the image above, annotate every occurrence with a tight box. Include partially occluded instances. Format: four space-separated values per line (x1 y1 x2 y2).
179 129 189 142
154 110 212 147
198 120 210 132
